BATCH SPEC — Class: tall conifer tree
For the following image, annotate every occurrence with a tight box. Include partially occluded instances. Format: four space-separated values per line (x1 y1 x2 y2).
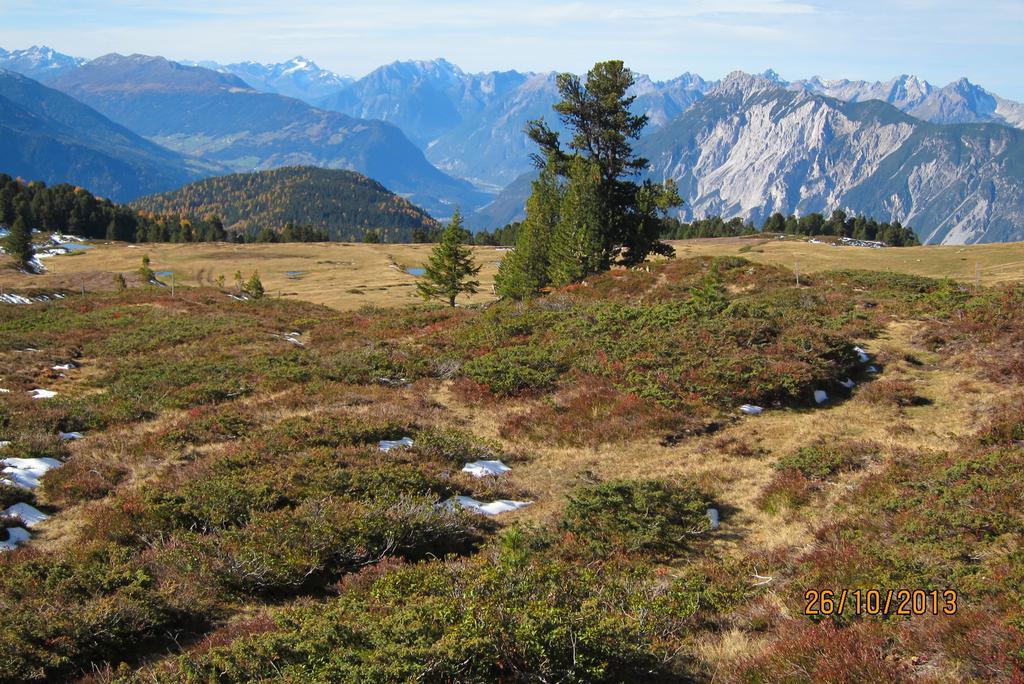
495 162 561 299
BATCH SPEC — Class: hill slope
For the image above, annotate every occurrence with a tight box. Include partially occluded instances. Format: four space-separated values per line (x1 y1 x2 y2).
132 166 440 241
0 69 208 201
48 54 491 216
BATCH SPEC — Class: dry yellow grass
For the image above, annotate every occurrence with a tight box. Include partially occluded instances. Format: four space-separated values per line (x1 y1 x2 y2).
6 236 1024 313
670 236 1024 285
0 241 507 309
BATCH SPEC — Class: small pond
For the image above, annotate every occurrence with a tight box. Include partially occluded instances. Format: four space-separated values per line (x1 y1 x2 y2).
407 267 426 276
60 243 94 251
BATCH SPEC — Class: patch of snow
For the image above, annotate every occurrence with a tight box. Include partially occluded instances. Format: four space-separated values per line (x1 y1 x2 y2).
839 378 856 389
444 496 533 516
379 437 414 452
52 362 76 371
739 404 763 415
854 346 870 363
59 431 83 440
28 389 57 399
0 527 30 551
462 460 511 477
867 365 879 374
0 389 10 394
706 507 720 530
814 390 828 404
1 457 62 489
3 502 48 527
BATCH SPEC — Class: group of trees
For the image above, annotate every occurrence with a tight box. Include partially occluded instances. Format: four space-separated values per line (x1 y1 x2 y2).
132 167 440 243
659 211 919 246
0 174 341 256
494 61 681 299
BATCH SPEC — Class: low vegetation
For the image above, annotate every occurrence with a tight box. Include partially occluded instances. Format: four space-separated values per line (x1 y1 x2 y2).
0 254 1020 681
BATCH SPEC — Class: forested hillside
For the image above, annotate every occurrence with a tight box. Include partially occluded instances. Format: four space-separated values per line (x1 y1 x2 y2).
132 167 440 242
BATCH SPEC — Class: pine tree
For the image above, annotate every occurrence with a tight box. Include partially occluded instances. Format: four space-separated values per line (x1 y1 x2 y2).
417 210 480 307
495 162 561 299
546 157 605 287
5 215 35 272
243 271 265 299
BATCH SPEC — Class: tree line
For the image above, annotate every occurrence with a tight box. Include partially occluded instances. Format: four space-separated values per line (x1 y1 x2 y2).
659 211 919 245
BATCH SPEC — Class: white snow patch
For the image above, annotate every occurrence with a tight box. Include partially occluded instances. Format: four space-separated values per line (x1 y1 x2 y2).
462 460 511 477
3 502 48 527
28 389 57 399
814 390 828 404
0 527 30 551
1 457 62 489
854 346 871 363
52 362 76 371
59 431 83 440
739 404 763 415
379 437 414 452
706 507 720 530
444 496 532 516
840 378 856 389
867 365 879 374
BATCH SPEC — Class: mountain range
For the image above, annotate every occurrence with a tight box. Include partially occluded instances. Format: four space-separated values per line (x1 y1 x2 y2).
47 54 488 218
0 68 207 200
1 45 1024 243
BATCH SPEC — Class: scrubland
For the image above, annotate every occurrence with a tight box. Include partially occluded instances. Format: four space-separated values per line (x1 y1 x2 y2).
0 253 1021 681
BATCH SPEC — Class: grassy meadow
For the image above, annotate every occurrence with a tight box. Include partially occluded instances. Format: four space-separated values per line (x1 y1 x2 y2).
0 243 1022 680
4 236 1024 312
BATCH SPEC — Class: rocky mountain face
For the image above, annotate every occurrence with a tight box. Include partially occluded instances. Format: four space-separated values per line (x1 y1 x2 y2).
638 73 1024 244
48 54 489 216
0 69 206 201
0 46 85 82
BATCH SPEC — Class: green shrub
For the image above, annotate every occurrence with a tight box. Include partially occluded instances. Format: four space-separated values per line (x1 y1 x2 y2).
463 345 565 395
412 426 503 464
776 441 875 480
562 480 711 555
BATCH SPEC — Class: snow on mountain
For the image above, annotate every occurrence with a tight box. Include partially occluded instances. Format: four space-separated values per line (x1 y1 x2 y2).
0 45 86 82
183 56 353 103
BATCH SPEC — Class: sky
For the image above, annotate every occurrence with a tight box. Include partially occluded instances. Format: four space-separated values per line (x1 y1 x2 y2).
1 0 1022 98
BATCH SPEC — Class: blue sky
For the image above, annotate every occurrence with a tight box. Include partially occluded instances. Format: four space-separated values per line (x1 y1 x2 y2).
2 0 1022 98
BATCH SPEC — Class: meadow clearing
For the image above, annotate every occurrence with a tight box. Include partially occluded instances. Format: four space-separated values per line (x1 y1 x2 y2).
3 236 1024 310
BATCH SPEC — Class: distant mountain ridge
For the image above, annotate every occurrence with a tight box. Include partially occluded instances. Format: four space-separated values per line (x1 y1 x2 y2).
0 68 208 201
3 45 1024 243
48 54 490 217
132 166 440 242
0 46 85 82
184 56 353 104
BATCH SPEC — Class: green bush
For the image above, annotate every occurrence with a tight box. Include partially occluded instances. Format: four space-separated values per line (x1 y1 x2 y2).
562 480 711 555
463 345 566 395
776 442 875 480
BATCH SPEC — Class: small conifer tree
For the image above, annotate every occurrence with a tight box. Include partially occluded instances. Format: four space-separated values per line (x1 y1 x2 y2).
417 209 480 307
243 271 265 299
5 215 35 272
